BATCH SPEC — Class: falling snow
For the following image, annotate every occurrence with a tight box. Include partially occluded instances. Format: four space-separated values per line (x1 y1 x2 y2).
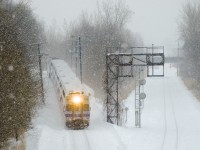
8 93 15 99
8 65 14 71
26 63 200 150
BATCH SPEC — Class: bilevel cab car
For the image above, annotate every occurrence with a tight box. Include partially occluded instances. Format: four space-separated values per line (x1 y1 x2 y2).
48 58 90 129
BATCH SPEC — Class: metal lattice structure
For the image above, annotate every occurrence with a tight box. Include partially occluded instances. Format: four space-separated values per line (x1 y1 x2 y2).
106 46 165 126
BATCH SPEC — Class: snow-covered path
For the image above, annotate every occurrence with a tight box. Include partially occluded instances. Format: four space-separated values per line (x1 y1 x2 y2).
150 65 200 150
122 64 200 150
26 64 200 150
162 67 200 150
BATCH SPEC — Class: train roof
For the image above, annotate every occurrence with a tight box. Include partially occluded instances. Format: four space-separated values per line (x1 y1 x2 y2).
51 59 90 95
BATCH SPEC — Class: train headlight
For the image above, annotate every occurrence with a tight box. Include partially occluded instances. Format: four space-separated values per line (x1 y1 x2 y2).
73 96 82 104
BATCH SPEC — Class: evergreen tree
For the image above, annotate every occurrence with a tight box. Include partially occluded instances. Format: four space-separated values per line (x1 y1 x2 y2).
0 0 44 148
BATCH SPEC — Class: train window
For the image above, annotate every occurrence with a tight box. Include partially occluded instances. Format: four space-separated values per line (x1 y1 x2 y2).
66 105 72 111
83 104 89 111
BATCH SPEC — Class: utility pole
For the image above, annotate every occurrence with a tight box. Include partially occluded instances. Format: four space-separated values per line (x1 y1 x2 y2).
37 43 45 103
30 43 45 103
177 41 180 76
71 35 83 83
71 36 78 78
70 39 73 68
125 107 128 123
78 36 83 83
152 44 154 76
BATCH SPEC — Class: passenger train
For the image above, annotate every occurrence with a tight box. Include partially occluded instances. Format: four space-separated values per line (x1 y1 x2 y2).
48 58 90 129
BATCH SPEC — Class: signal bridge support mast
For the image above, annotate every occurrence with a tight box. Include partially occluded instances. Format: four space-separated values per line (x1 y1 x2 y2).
135 66 146 127
105 46 165 127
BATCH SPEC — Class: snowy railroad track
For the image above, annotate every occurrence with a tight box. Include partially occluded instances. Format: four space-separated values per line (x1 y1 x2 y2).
160 78 167 150
27 64 200 150
161 78 179 150
106 124 126 150
168 78 179 150
71 130 91 150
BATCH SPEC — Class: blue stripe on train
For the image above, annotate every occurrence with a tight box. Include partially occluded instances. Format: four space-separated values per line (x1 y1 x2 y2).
65 114 90 117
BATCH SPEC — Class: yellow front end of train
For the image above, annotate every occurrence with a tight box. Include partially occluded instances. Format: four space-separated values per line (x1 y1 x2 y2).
65 92 90 129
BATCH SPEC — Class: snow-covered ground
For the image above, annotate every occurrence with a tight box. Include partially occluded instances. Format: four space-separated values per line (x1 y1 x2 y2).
26 63 200 150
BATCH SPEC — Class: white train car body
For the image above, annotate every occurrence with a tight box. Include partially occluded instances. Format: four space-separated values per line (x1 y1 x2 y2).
48 59 90 129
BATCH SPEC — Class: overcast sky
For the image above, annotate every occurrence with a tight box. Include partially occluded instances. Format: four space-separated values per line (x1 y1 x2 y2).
29 0 196 56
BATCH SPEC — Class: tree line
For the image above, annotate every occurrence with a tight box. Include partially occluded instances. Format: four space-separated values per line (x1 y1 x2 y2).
60 0 143 99
179 2 200 97
0 0 44 148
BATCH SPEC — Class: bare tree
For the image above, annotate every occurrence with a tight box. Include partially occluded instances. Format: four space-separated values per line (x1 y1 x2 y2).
45 22 66 59
63 0 143 99
179 2 200 95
